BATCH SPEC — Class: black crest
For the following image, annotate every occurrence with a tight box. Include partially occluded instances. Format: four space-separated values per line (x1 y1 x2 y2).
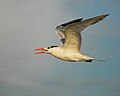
50 46 58 48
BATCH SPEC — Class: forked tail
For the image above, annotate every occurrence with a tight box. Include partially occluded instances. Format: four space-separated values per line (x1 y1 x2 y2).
93 59 106 62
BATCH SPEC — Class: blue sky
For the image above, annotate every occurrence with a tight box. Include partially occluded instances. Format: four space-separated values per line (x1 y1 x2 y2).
0 0 120 96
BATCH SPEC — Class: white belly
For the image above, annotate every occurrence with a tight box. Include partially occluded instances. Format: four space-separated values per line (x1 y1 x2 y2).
50 49 93 61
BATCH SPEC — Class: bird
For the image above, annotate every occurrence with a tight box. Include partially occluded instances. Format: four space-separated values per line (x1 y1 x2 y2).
34 14 109 62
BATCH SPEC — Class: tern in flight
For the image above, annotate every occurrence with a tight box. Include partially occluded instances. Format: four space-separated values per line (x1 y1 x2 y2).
34 14 109 62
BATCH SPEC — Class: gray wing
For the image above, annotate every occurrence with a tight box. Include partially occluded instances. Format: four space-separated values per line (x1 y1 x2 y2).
55 18 83 44
56 30 65 44
55 14 109 52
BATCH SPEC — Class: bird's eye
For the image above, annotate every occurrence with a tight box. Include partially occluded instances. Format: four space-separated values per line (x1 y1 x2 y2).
47 47 50 49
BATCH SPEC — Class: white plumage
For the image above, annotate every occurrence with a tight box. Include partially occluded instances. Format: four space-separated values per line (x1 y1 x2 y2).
34 14 109 62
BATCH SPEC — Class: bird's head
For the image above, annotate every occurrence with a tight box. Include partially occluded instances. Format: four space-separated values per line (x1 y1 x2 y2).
34 46 58 54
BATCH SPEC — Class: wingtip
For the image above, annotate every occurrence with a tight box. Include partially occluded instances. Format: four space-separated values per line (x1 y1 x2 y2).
103 14 110 17
96 14 110 20
105 14 110 16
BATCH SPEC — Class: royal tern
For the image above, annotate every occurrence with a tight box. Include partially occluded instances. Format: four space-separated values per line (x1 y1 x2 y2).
34 14 109 62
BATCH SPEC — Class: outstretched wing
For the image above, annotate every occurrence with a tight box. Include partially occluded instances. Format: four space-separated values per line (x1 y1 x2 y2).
55 14 109 52
55 18 83 44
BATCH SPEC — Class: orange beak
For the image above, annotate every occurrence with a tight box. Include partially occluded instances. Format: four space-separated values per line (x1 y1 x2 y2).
34 48 47 54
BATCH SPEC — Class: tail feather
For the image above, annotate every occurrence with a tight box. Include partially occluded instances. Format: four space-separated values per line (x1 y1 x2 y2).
93 59 106 62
